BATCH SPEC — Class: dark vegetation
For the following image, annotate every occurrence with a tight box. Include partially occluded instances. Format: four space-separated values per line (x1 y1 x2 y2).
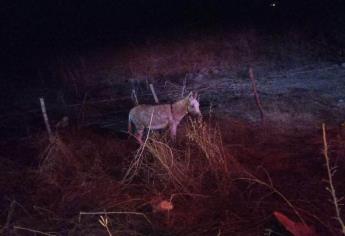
2 1 345 235
1 116 345 235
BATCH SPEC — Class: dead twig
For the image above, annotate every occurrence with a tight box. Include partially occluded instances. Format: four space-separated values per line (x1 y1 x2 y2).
322 123 345 235
79 211 152 226
98 215 113 236
237 169 306 225
13 226 56 236
1 201 15 234
122 110 154 183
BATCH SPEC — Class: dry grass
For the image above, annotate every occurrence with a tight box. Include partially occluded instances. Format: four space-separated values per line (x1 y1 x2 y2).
122 118 235 194
185 118 229 174
1 118 345 235
145 134 190 191
37 134 78 185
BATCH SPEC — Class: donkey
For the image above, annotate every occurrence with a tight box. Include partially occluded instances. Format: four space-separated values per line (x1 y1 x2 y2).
128 91 202 144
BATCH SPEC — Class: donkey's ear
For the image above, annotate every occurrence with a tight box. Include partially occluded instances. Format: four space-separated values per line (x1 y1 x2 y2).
187 91 193 98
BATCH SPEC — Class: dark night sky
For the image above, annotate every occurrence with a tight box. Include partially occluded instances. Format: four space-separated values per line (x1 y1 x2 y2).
2 1 345 48
1 0 345 83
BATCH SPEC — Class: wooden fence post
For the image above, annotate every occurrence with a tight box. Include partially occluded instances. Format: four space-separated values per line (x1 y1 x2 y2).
130 79 139 105
149 83 159 104
131 89 139 105
181 74 187 98
39 97 53 142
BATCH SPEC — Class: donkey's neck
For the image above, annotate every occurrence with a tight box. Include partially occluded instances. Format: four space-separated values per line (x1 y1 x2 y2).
171 98 188 122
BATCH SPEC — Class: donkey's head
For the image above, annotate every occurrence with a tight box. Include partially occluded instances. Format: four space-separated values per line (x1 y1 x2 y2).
186 92 202 117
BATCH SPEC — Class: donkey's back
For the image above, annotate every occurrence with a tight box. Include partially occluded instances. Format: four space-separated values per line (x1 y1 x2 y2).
128 104 172 132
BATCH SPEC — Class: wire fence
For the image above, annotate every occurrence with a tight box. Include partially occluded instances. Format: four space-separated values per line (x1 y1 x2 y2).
1 63 344 140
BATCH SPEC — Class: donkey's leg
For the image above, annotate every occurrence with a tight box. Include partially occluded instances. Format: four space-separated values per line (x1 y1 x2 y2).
169 124 177 141
134 129 144 145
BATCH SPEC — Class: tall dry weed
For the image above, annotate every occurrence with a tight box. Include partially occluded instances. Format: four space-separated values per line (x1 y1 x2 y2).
185 118 230 175
38 134 79 185
145 133 190 191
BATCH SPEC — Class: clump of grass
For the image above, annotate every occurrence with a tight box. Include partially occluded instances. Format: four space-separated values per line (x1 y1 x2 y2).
37 133 79 186
8 117 345 235
145 133 190 191
185 118 230 176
